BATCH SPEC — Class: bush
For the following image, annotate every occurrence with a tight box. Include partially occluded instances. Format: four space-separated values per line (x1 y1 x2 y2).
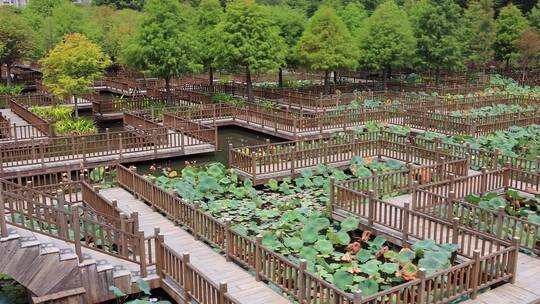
0 85 24 95
54 118 97 136
30 106 72 122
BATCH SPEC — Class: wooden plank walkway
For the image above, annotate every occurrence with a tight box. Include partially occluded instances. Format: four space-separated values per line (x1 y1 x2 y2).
0 108 46 141
100 187 291 304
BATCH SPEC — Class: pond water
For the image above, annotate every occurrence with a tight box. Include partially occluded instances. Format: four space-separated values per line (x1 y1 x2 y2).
131 126 285 175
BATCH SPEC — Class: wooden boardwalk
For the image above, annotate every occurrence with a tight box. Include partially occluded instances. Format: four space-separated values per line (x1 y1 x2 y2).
0 108 46 141
100 187 291 304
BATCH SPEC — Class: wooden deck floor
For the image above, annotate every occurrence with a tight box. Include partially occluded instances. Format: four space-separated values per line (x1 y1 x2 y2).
0 109 46 141
100 187 291 304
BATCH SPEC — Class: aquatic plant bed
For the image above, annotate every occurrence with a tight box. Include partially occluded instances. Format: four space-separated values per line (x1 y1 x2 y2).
414 125 540 172
119 163 517 303
230 129 468 185
414 167 540 254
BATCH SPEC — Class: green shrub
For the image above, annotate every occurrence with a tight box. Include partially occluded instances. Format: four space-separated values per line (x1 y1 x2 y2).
30 106 72 122
0 85 24 95
54 118 97 136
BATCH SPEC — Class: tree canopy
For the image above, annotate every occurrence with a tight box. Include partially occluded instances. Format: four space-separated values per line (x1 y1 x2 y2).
0 8 35 86
296 5 358 93
410 0 464 83
216 0 286 101
494 3 529 68
40 33 110 117
358 0 415 85
462 0 496 68
123 0 202 101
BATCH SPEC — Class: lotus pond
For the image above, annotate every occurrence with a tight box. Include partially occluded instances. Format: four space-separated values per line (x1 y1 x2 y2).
448 104 535 119
145 161 459 296
417 124 540 167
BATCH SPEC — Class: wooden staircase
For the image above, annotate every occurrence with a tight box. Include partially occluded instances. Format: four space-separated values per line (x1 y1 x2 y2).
0 225 158 303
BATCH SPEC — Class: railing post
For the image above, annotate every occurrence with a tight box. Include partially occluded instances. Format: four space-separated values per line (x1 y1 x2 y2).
81 137 86 165
447 191 455 221
368 190 375 227
218 281 228 304
471 249 481 299
251 152 257 184
56 190 67 238
131 166 138 198
118 133 123 160
451 217 459 261
156 232 165 279
402 203 410 246
353 290 363 304
70 206 83 262
511 237 520 284
224 219 232 262
0 191 8 238
255 234 262 281
536 156 540 174
496 206 505 239
411 181 419 210
417 268 426 303
193 202 200 240
480 167 488 194
138 230 147 278
182 253 192 300
39 141 46 168
297 259 307 303
120 213 129 257
329 177 335 213
493 148 500 170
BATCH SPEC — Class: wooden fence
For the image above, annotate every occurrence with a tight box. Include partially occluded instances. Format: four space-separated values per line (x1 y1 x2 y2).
414 168 540 253
8 98 54 136
229 131 468 185
0 178 149 274
0 127 216 174
117 164 518 304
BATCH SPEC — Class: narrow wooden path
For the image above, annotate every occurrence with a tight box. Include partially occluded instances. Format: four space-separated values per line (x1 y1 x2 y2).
0 109 45 141
100 187 291 304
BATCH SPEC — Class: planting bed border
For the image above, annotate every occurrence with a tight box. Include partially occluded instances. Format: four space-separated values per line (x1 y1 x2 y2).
414 167 540 254
116 164 518 304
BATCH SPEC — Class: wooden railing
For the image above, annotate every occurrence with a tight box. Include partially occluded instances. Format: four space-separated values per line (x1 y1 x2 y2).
414 168 540 253
0 179 148 272
8 98 54 136
0 127 216 173
118 164 518 304
230 132 468 185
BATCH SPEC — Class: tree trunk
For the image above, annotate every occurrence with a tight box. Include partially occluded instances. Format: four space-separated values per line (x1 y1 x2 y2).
165 76 172 103
324 70 330 95
246 66 254 102
505 58 510 71
73 96 79 119
278 67 283 88
209 67 214 94
435 67 440 86
333 71 337 84
6 65 12 87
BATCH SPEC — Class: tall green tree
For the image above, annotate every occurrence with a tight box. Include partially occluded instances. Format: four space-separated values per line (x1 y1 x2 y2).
195 0 223 91
264 5 306 87
123 0 202 102
529 3 540 33
337 2 368 38
462 0 496 69
358 0 416 87
516 29 540 78
0 8 35 86
410 0 464 84
494 4 529 69
297 5 358 94
216 0 286 101
40 33 111 118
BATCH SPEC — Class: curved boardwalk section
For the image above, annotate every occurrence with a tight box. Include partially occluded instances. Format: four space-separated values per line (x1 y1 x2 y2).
101 187 291 304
